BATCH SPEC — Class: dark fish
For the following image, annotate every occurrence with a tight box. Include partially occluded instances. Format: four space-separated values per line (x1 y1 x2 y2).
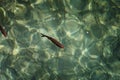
0 25 7 37
41 33 64 48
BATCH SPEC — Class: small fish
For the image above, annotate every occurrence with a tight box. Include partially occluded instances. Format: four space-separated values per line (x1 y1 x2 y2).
41 33 64 48
0 25 7 37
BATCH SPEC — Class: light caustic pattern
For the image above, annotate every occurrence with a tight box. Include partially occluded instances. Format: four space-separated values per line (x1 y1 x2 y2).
0 0 120 80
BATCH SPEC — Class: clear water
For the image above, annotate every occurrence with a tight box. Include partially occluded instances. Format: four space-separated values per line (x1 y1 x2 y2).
0 0 120 80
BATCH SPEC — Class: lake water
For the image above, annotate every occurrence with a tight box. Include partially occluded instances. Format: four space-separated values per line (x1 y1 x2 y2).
0 0 120 80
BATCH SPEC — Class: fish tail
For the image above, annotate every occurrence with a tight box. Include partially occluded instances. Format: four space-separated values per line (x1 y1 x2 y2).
41 33 47 37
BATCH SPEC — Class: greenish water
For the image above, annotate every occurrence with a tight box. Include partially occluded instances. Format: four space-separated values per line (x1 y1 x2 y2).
0 0 120 80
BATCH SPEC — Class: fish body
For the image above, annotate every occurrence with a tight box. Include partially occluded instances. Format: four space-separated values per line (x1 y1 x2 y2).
0 25 7 37
41 33 64 48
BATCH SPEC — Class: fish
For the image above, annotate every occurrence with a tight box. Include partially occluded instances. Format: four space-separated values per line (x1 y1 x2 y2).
41 33 64 48
0 25 7 37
